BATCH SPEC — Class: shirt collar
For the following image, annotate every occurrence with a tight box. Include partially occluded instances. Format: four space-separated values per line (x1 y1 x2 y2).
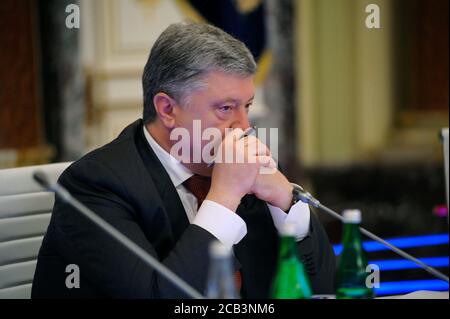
143 125 193 187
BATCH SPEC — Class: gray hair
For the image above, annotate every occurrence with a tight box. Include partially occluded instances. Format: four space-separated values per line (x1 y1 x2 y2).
142 22 257 123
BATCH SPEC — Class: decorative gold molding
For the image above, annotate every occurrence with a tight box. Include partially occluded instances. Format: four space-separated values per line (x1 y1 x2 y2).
135 0 162 9
398 110 449 129
254 50 272 85
0 145 55 169
233 0 263 14
89 66 143 79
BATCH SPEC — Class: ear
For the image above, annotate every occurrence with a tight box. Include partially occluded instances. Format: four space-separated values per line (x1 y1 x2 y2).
153 92 177 129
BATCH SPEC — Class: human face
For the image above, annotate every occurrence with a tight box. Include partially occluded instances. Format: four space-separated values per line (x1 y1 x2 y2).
171 70 255 174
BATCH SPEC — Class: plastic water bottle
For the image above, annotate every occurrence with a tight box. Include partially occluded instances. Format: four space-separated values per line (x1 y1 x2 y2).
205 240 239 299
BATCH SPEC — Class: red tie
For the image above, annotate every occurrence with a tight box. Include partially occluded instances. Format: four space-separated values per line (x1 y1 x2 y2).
182 175 212 210
182 175 242 293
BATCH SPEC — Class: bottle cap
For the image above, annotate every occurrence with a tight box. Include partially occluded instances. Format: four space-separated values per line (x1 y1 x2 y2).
342 209 362 224
279 222 298 236
209 240 232 257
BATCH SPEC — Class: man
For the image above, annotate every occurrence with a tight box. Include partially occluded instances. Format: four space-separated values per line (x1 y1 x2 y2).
32 22 335 298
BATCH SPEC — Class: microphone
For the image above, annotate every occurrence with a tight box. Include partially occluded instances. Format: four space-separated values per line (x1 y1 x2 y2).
292 183 450 283
33 171 204 299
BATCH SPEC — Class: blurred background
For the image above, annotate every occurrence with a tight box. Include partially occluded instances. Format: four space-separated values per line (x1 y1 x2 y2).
0 0 448 295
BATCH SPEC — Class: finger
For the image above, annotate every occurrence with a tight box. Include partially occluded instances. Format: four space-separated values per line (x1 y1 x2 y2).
268 157 277 169
241 135 258 144
218 128 245 160
230 128 245 141
256 155 275 167
257 156 277 175
243 138 271 157
221 128 244 145
256 140 271 157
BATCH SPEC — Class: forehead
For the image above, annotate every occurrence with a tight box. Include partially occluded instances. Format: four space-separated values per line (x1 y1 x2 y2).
199 71 254 102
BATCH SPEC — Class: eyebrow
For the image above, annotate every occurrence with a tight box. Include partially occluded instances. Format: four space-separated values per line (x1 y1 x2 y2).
213 95 255 106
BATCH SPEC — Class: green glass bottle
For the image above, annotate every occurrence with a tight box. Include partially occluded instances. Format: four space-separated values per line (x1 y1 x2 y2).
336 209 374 299
271 222 312 299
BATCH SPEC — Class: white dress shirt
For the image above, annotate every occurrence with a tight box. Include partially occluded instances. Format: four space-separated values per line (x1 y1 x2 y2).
143 126 311 248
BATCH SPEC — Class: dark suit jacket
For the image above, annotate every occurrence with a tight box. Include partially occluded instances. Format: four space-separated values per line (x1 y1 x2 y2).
31 119 336 299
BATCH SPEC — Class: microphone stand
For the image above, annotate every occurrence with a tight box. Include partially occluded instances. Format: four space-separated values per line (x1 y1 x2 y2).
33 171 205 299
292 183 450 283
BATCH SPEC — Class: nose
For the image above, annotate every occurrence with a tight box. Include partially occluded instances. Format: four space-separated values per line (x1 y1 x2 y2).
230 106 250 130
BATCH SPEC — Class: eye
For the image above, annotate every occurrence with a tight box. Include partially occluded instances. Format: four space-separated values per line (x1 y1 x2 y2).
245 103 252 113
219 105 233 113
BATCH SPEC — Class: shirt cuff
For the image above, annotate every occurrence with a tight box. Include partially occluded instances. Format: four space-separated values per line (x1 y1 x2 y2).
267 201 311 241
192 200 247 247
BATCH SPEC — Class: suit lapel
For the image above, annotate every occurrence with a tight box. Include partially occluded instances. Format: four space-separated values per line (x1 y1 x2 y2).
134 121 190 246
